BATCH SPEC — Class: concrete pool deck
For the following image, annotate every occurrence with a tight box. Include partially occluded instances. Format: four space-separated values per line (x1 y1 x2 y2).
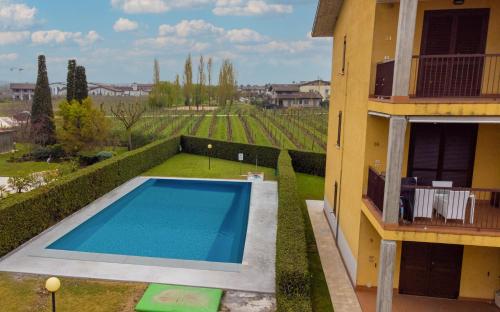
0 177 278 293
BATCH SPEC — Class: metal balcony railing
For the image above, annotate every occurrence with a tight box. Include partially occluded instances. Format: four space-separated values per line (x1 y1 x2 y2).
409 54 500 98
366 167 500 231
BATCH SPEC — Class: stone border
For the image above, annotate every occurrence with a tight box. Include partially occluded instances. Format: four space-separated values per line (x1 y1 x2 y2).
0 177 278 293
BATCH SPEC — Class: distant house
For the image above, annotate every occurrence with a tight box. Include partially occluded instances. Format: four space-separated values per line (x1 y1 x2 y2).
275 92 323 108
299 80 331 101
267 84 322 107
239 85 267 96
88 84 124 96
10 83 35 101
49 82 67 96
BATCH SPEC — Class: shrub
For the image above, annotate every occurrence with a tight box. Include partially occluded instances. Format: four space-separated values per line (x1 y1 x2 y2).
96 151 113 161
180 135 280 168
276 150 312 312
31 144 66 161
0 136 180 257
288 149 326 177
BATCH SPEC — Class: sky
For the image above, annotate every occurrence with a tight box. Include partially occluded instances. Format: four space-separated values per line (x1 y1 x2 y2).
0 0 332 85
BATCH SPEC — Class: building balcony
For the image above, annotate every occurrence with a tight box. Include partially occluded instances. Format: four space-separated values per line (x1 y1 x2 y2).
369 0 500 107
366 167 500 232
374 54 500 100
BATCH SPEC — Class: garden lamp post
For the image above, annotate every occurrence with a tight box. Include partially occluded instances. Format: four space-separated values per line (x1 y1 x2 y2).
207 144 213 170
45 277 61 312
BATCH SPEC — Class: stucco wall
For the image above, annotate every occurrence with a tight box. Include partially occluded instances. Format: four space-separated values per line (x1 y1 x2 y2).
324 0 377 270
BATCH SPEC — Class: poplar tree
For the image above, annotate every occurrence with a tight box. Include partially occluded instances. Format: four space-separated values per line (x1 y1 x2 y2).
207 57 213 106
75 65 88 102
31 55 56 145
66 59 77 102
183 54 193 108
195 55 205 110
217 59 237 107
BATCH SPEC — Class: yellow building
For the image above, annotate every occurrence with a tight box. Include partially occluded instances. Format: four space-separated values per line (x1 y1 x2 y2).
312 0 500 311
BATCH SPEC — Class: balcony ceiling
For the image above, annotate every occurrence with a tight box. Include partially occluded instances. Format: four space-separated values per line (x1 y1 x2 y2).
311 0 343 37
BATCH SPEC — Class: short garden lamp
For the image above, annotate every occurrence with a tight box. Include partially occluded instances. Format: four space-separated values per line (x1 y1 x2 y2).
45 277 61 312
207 144 213 170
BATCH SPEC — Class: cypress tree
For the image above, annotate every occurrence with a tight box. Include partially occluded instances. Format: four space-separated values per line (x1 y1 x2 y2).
31 55 56 145
75 65 88 102
66 59 76 102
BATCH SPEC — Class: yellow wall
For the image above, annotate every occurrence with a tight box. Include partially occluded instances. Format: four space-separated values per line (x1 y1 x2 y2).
324 0 377 263
460 245 500 300
472 124 500 188
362 115 411 193
357 213 402 289
369 0 500 95
358 211 500 300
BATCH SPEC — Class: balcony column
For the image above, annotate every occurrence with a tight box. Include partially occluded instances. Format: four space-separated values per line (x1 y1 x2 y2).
382 116 407 224
376 240 397 312
392 0 418 99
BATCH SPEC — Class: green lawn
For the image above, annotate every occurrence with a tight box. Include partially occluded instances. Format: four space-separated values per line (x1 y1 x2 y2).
213 116 227 141
143 153 277 181
0 144 72 177
296 173 333 312
0 272 146 312
196 115 212 137
247 115 272 146
230 116 248 143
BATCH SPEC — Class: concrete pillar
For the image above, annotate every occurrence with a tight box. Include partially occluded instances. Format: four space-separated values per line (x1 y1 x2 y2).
382 116 406 224
376 240 397 312
392 0 418 98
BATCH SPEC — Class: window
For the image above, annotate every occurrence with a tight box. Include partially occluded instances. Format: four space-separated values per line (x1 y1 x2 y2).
336 111 342 147
341 35 347 74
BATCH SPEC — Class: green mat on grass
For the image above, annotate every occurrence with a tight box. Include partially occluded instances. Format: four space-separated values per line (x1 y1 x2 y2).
135 284 223 312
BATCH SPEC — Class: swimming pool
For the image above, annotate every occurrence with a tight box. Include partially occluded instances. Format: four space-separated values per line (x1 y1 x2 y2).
47 178 252 264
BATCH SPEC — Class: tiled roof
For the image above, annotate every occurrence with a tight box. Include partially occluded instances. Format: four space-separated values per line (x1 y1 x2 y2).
10 83 35 90
277 92 323 100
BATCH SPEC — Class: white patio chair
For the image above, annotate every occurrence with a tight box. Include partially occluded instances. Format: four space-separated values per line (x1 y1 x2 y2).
435 190 472 224
432 181 453 188
413 188 435 221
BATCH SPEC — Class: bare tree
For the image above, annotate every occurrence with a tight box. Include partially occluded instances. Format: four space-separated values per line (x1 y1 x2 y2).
111 102 147 151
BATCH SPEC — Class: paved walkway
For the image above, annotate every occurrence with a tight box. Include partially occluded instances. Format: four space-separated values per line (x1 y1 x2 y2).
306 200 362 312
356 288 499 312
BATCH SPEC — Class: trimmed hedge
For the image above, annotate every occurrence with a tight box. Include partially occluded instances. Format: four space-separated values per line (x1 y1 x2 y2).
276 150 312 312
288 149 326 177
0 136 180 257
180 135 280 168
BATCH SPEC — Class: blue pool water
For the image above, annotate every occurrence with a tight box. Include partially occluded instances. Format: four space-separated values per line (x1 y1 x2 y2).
47 179 252 263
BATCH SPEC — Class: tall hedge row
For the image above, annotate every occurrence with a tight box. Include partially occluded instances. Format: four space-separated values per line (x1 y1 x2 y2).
288 149 326 177
180 135 280 168
0 136 180 257
276 150 312 312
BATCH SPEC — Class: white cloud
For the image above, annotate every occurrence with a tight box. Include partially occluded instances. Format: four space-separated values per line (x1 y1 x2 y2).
0 30 29 45
31 30 101 46
110 0 169 13
225 28 265 43
237 40 313 54
0 52 18 61
135 36 189 49
0 1 36 29
113 17 138 32
159 20 224 37
213 0 292 16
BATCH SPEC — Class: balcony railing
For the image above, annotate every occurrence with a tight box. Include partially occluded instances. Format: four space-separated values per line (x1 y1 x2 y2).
366 167 500 231
374 54 500 98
